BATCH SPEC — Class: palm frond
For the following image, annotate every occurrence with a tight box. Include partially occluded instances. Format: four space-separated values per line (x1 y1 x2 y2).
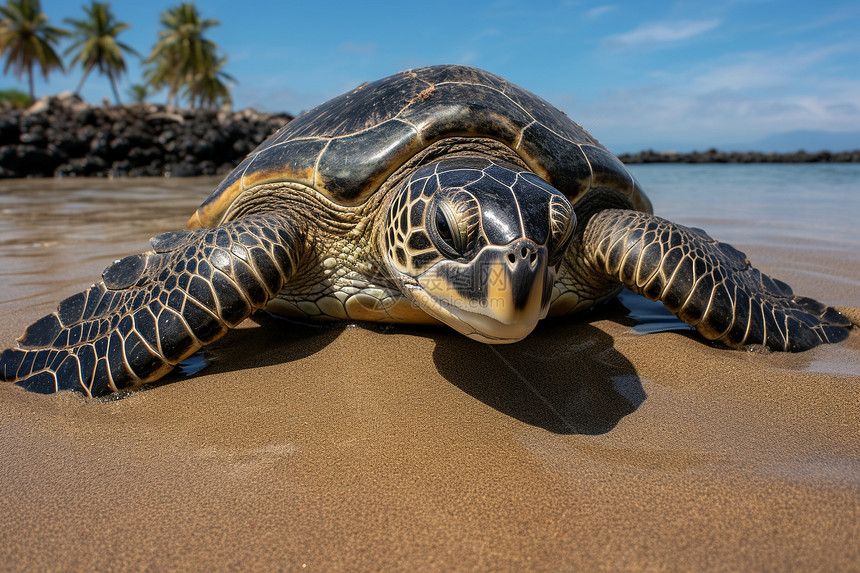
62 1 136 103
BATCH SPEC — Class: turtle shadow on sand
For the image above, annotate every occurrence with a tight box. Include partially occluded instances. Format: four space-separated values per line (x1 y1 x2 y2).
140 306 645 435
130 313 344 395
429 317 646 435
149 305 646 435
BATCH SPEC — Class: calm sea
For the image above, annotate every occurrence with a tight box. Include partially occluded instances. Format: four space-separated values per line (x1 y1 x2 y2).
628 163 860 248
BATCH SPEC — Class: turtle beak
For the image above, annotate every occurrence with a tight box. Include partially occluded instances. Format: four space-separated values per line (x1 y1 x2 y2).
411 239 553 343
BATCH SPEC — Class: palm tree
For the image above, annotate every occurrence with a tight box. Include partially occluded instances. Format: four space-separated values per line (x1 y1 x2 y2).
185 54 234 109
126 82 147 103
0 0 66 100
145 2 227 108
63 1 139 105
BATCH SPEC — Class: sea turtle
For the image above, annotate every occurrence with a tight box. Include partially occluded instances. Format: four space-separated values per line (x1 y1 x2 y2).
0 65 852 396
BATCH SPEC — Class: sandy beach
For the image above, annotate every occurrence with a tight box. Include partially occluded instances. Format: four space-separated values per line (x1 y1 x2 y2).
1 175 858 571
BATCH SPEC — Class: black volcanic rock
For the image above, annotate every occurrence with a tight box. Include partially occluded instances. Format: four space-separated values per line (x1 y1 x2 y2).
0 91 293 178
1 144 62 176
618 148 860 164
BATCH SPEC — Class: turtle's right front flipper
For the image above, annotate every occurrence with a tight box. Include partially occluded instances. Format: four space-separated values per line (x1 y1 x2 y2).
581 209 851 351
0 213 301 396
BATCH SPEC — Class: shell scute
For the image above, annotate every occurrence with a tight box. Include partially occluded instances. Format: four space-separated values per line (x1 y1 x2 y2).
517 122 592 202
316 119 421 202
277 71 424 140
397 83 530 147
243 137 328 193
580 145 634 196
192 154 254 227
415 65 507 92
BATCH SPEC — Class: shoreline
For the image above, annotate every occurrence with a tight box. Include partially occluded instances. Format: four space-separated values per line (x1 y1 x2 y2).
1 94 858 180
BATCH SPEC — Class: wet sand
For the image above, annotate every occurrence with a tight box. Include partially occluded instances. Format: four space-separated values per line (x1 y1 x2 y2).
1 176 859 570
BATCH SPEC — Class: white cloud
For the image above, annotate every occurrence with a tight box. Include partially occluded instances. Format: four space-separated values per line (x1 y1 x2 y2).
606 19 721 49
586 83 860 151
558 44 860 151
688 43 857 95
690 62 787 93
584 5 616 20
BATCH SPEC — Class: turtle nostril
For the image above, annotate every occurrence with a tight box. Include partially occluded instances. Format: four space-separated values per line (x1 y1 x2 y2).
520 247 528 258
529 251 537 264
507 252 516 264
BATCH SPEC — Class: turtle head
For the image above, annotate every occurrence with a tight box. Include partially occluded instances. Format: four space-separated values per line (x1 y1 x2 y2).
381 156 575 343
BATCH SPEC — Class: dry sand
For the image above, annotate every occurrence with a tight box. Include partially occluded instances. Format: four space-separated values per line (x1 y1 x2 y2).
1 179 858 571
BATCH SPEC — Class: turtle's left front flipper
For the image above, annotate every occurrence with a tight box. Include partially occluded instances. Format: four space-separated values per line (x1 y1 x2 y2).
581 209 851 351
0 213 300 396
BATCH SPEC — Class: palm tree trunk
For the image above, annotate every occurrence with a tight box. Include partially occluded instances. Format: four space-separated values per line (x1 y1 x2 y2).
75 68 93 95
108 71 122 105
28 66 35 100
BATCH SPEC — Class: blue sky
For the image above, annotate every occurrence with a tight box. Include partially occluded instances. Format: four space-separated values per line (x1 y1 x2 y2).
4 0 860 152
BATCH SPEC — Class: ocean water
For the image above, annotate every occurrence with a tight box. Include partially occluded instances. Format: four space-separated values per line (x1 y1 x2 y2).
628 163 860 249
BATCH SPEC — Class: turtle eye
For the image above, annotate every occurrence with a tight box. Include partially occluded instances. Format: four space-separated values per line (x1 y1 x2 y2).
431 191 479 257
434 203 462 254
547 194 575 267
436 206 453 244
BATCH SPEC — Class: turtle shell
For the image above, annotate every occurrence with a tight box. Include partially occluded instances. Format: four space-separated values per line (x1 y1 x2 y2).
189 64 652 228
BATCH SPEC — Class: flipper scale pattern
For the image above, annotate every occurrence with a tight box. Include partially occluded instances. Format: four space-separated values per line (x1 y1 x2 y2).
0 214 298 396
583 209 851 351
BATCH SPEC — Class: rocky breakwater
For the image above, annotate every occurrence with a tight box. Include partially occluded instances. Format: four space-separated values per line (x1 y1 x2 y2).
619 148 860 164
0 92 293 178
